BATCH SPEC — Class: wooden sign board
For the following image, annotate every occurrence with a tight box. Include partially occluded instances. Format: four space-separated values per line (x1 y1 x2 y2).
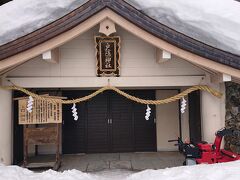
95 36 120 77
18 98 62 124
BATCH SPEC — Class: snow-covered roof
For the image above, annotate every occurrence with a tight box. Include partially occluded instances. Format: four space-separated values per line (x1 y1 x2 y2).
0 0 87 45
127 0 240 56
0 0 239 56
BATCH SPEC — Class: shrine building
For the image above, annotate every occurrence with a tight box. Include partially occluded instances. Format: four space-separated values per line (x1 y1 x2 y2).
0 0 240 166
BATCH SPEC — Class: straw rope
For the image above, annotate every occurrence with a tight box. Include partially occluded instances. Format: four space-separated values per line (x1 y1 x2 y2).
0 84 222 105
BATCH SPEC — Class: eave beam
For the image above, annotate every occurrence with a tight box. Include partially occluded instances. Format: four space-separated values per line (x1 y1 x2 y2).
156 49 172 63
42 48 59 64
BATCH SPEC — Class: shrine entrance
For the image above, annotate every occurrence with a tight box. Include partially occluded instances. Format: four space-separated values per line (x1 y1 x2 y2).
62 90 157 154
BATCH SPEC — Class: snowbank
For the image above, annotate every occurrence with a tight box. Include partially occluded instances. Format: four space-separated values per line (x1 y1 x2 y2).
1 161 240 180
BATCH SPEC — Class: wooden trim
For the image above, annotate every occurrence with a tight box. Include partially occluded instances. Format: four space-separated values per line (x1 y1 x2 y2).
4 76 206 88
0 9 240 78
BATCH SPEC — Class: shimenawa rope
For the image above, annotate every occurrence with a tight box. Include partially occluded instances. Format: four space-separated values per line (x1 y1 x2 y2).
0 84 222 105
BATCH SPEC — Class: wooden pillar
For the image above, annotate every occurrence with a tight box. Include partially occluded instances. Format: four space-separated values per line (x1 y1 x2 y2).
0 88 12 165
201 83 226 142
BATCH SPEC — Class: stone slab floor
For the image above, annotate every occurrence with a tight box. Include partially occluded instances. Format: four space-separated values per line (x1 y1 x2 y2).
58 152 184 172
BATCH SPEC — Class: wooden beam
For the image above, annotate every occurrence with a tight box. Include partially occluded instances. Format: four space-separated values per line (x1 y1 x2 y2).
4 76 206 88
42 48 59 63
156 49 171 63
222 74 231 82
99 18 116 36
211 73 232 83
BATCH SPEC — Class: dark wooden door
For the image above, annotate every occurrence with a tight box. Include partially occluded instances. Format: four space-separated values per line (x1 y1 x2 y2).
62 91 88 154
110 91 134 152
62 90 156 154
133 90 157 151
87 92 109 153
188 90 202 142
13 91 24 164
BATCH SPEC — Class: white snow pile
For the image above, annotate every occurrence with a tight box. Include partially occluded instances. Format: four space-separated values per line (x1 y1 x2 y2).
1 161 240 180
127 0 240 55
0 0 87 45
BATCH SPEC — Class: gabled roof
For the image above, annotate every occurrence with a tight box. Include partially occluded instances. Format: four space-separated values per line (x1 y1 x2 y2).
0 0 240 70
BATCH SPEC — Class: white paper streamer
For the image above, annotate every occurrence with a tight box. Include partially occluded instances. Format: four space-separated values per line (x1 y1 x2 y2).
181 97 187 114
26 96 34 113
71 103 78 121
145 104 151 120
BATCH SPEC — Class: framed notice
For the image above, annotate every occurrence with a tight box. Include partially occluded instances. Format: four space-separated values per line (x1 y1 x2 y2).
95 36 120 76
17 96 64 125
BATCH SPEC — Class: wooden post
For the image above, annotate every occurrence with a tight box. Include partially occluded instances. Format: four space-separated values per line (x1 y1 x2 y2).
16 95 65 170
56 123 60 163
23 125 28 167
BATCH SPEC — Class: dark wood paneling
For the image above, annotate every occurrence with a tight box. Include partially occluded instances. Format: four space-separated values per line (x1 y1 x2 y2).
110 91 134 152
62 90 157 154
188 90 202 142
87 92 109 153
133 90 157 151
62 91 88 154
133 91 157 151
13 91 25 164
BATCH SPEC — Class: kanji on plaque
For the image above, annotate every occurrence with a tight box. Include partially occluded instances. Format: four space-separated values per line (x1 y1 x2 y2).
95 36 120 76
17 96 63 125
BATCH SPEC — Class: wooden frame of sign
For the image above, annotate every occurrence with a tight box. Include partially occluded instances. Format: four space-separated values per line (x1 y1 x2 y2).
95 36 120 77
15 95 66 170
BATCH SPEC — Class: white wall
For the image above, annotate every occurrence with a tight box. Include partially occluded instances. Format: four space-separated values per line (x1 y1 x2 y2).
201 82 226 143
0 88 12 165
156 90 180 151
8 26 204 79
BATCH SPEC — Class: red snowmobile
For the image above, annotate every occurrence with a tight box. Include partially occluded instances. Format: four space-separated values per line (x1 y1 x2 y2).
169 128 240 165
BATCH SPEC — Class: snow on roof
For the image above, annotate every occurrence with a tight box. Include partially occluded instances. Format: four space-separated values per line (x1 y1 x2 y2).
0 0 240 56
0 0 87 45
127 0 240 55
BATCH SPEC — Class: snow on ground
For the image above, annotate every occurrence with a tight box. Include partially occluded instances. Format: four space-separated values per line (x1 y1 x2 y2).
1 161 240 180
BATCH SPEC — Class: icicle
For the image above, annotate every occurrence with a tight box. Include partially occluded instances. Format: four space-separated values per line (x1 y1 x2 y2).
71 103 78 121
181 97 187 114
27 96 34 113
145 104 151 120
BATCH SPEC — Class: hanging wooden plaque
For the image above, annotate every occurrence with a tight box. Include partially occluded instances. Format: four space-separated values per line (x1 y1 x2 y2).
18 96 63 124
95 36 120 77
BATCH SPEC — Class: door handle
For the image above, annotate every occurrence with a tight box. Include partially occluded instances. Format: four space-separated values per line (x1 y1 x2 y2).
107 119 112 124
